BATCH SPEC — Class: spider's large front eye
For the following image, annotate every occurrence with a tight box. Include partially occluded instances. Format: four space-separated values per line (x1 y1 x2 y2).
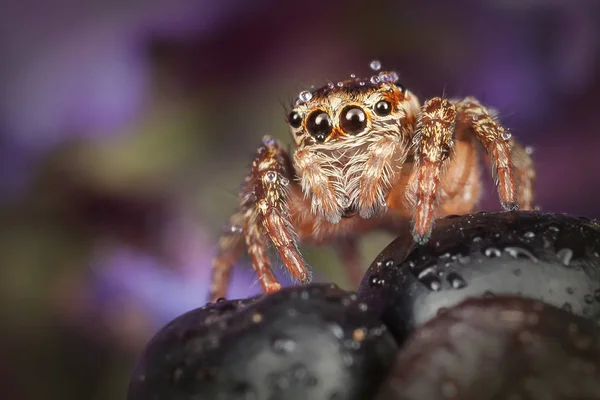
306 111 333 141
340 106 367 135
375 100 392 116
288 111 302 129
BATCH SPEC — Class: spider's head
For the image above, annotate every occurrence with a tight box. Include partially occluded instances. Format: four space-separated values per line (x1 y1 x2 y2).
286 63 420 148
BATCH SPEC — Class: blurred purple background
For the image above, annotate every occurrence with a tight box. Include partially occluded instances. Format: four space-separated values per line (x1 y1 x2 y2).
1 0 599 398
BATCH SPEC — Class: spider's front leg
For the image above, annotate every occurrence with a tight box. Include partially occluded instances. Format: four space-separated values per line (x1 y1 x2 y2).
456 97 535 211
209 136 309 302
409 98 458 244
408 96 536 244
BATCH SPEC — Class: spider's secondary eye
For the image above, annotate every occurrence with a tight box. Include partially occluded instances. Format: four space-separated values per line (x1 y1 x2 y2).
340 106 367 135
306 111 333 141
288 111 302 128
375 100 392 116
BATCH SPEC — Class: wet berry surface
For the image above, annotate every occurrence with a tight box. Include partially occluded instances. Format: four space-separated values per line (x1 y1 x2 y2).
129 212 600 399
359 211 600 342
376 296 600 400
128 284 397 400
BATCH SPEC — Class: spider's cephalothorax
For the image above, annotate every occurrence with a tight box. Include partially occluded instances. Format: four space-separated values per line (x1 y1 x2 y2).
210 61 536 301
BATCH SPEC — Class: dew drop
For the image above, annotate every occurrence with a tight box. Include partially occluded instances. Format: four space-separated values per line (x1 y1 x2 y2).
504 246 538 262
359 81 366 86
548 225 560 233
370 75 380 84
230 225 243 234
327 82 335 89
501 130 512 140
384 259 395 268
472 236 482 243
483 291 495 299
525 146 534 155
350 73 356 78
562 302 573 312
337 81 344 87
457 254 471 264
566 287 574 295
272 337 297 353
513 268 522 276
524 231 535 238
556 248 573 265
584 294 593 304
298 90 312 103
447 272 467 289
369 60 382 71
369 275 385 288
420 273 442 291
484 247 502 258
437 307 448 316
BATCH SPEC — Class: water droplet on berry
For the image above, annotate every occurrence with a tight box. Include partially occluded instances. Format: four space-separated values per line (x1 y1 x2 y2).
447 272 467 289
369 60 382 71
272 337 297 353
420 273 442 291
298 90 312 103
566 287 574 295
556 248 573 265
484 247 502 258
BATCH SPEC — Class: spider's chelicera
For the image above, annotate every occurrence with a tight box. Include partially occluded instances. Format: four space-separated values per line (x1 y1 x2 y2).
210 61 536 301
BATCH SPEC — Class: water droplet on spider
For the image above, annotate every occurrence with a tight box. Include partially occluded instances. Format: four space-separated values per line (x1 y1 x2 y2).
359 81 366 86
420 273 442 291
548 225 560 233
513 268 522 276
272 337 297 354
524 146 535 155
384 259 395 268
457 254 471 264
378 71 393 82
595 289 600 302
437 307 448 316
556 248 573 266
337 81 344 87
562 302 573 312
524 231 535 238
484 247 502 258
447 272 467 289
350 73 356 78
472 236 482 243
369 59 382 71
298 90 312 103
501 130 512 140
584 294 593 304
483 291 495 299
327 82 335 89
370 75 380 84
230 225 243 234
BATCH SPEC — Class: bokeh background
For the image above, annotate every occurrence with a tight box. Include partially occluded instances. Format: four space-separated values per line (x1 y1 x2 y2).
1 0 600 399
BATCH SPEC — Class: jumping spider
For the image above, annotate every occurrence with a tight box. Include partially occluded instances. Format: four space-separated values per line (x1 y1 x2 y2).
210 61 535 301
